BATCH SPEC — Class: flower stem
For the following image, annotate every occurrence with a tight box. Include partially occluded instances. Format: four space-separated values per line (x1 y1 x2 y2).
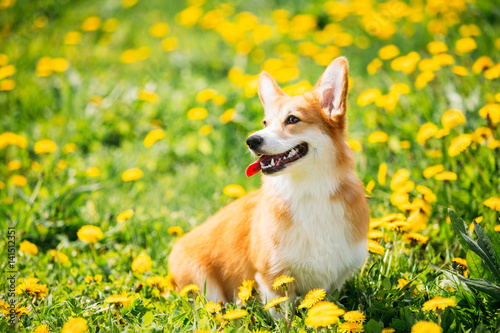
89 243 99 262
465 150 491 188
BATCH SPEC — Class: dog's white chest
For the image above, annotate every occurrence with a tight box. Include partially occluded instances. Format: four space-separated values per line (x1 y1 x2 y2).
273 196 367 294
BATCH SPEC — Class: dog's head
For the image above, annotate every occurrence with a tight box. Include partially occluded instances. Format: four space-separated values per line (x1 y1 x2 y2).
246 57 352 178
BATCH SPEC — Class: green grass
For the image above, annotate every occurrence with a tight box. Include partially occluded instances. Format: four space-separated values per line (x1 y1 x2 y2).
0 0 499 332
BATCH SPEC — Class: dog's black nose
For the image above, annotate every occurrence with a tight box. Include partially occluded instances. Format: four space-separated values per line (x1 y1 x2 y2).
246 135 263 150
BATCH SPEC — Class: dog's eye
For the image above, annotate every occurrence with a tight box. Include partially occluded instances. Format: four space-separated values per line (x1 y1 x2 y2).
285 115 300 125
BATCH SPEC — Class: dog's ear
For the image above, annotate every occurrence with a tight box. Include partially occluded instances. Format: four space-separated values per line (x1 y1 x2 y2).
314 57 349 119
258 71 287 108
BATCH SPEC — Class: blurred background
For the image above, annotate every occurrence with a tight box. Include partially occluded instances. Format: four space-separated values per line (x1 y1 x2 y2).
0 0 499 330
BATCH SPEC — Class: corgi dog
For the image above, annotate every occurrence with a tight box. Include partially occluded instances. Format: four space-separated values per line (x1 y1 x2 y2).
168 56 369 303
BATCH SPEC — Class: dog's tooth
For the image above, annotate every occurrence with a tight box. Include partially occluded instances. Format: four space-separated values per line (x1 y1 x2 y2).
271 159 275 166
260 162 265 168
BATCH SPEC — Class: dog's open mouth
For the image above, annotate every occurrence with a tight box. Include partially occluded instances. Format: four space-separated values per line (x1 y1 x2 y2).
246 143 309 177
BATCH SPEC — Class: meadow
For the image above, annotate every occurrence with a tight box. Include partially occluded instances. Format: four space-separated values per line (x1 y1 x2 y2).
1 0 500 332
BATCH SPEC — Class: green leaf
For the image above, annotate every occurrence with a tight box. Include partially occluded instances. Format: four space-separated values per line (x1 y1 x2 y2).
460 231 500 283
458 276 500 300
474 221 500 282
365 319 383 333
467 250 492 280
448 208 472 251
143 311 154 326
484 224 500 263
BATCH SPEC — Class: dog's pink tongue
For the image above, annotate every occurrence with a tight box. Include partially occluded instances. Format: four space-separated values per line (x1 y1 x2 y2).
246 159 262 177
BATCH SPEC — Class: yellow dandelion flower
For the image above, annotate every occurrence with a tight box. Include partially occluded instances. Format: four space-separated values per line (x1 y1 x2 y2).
272 275 294 290
367 240 385 255
418 59 440 72
62 317 88 333
390 169 410 191
0 132 28 149
20 240 38 255
122 0 138 8
483 197 500 211
196 89 217 103
377 162 387 186
365 180 375 194
382 329 395 333
452 257 467 268
132 253 152 273
205 301 221 314
102 18 119 32
339 322 364 333
143 129 164 147
168 226 184 236
0 79 15 91
238 280 254 305
472 56 493 74
187 107 208 120
34 139 57 154
33 324 50 333
85 275 93 283
411 321 441 333
402 232 429 245
220 108 236 124
479 103 500 126
423 297 457 312
199 124 214 136
433 53 454 66
50 58 69 73
180 284 199 296
455 38 477 55
423 165 444 178
448 134 472 157
16 277 48 298
305 301 344 328
368 131 388 143
343 310 366 323
264 296 288 310
368 229 383 239
117 209 134 223
357 89 382 107
149 22 169 38
391 52 420 74
417 123 438 145
223 184 246 198
386 221 410 232
416 185 436 203
441 109 465 129
415 71 435 90
12 175 27 187
427 41 448 54
146 276 167 291
50 250 69 264
494 225 500 232
378 45 400 60
347 140 362 152
161 37 179 52
81 16 101 31
86 167 100 178
104 294 131 306
367 58 383 74
299 288 326 309
452 65 468 76
390 83 410 95
94 274 102 283
139 90 159 104
63 143 77 153
77 225 103 244
122 168 143 182
435 171 457 181
224 308 248 320
0 64 16 79
176 6 203 27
